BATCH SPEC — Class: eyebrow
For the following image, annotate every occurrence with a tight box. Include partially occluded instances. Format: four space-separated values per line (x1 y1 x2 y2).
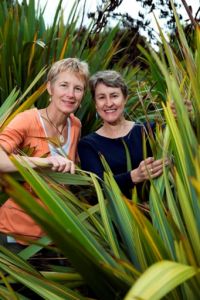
59 80 84 87
96 91 119 96
96 93 105 97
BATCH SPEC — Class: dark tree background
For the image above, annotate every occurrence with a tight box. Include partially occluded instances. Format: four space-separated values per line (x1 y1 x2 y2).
87 0 185 40
87 0 200 68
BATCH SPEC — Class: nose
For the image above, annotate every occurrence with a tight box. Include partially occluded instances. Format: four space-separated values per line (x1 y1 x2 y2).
66 87 75 98
104 97 113 107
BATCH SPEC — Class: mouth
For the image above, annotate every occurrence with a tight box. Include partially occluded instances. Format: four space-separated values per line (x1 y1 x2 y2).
104 109 117 113
62 100 76 105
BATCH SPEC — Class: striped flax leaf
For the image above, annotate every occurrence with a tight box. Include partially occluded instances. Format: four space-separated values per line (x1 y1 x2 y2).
2 174 130 299
153 15 181 83
0 261 85 300
173 240 200 296
163 167 187 236
41 271 83 284
102 172 141 270
0 246 39 276
164 104 192 198
17 236 53 261
175 171 200 264
90 173 124 262
2 165 131 298
124 261 198 300
0 88 19 126
50 183 106 241
170 0 200 102
1 73 46 130
149 176 176 259
121 139 132 171
44 169 93 185
42 176 107 240
126 201 171 262
0 275 29 300
164 104 200 232
7 159 117 266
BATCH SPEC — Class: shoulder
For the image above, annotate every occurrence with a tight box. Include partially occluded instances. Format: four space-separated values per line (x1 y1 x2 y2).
125 122 145 136
6 108 38 127
79 132 96 145
17 108 38 117
123 122 155 141
133 121 155 132
23 108 38 115
13 108 38 121
78 133 103 151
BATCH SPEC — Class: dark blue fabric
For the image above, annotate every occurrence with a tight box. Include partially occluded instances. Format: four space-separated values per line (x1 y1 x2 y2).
78 122 154 199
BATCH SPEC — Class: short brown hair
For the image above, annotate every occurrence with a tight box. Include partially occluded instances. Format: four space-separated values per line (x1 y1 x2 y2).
89 70 129 99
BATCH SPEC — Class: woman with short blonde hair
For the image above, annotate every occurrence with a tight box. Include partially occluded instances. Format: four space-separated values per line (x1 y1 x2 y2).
0 57 89 253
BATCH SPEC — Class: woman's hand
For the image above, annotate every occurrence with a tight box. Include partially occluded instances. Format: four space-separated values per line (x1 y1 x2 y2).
46 155 75 174
170 100 193 118
130 157 169 183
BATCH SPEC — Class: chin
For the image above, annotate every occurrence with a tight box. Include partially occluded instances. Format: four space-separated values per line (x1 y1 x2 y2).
63 106 77 114
64 110 74 115
104 115 119 122
105 120 119 125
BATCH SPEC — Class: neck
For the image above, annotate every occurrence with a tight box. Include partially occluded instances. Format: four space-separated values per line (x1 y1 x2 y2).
103 117 126 131
46 105 68 127
98 118 134 138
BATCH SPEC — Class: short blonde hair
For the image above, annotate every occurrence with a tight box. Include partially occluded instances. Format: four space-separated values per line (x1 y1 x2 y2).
47 58 89 88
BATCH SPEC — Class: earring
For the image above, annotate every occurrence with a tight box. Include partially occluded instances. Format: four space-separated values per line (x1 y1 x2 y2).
49 97 52 102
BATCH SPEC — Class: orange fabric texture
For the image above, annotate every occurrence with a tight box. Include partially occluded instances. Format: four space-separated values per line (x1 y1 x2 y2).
0 108 81 244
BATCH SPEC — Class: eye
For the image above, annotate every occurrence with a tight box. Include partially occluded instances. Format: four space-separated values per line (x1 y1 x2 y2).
75 86 84 92
96 95 105 100
112 94 118 98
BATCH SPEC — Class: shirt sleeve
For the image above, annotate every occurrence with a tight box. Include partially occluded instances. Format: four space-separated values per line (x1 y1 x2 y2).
78 139 134 192
0 113 27 153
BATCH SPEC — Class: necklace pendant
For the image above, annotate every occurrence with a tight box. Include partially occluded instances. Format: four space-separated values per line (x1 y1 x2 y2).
59 135 65 144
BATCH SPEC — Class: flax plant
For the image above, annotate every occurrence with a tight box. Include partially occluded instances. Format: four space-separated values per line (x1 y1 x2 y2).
127 1 200 298
0 153 199 299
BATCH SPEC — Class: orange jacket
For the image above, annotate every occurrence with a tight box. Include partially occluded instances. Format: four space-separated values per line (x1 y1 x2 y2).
0 108 81 244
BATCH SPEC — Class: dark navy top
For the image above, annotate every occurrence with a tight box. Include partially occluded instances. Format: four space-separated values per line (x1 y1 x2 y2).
78 123 153 199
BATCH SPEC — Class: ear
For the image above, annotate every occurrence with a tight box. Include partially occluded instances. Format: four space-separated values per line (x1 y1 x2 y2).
46 81 52 96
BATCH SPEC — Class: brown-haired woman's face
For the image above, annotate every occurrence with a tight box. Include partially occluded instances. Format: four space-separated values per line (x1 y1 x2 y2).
47 71 85 115
95 83 127 124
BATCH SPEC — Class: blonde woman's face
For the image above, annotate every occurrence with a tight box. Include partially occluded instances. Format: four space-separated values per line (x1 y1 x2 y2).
47 70 85 114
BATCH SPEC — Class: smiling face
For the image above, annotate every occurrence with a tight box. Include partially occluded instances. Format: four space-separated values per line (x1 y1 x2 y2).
47 70 85 115
95 82 127 124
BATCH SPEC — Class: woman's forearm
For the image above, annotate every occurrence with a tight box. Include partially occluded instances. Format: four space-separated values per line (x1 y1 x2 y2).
0 149 49 173
0 149 75 174
0 150 17 172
